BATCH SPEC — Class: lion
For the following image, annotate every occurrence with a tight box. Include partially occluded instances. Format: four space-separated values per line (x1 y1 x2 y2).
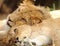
0 0 58 46
7 0 51 28
8 18 60 46
9 24 53 46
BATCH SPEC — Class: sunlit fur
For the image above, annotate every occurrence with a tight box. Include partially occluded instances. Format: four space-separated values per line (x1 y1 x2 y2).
7 0 51 27
0 0 60 46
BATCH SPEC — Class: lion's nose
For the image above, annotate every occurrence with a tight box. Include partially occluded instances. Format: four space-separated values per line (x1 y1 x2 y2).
15 37 19 43
15 36 27 42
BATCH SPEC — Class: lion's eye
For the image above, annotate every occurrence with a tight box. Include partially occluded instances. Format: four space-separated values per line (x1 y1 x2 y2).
14 28 17 33
19 18 27 22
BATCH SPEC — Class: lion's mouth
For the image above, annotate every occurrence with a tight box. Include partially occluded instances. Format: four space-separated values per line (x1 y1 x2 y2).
15 35 53 46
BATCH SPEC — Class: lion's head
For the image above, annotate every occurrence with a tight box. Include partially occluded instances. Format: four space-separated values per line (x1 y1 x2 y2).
9 24 53 46
6 0 51 28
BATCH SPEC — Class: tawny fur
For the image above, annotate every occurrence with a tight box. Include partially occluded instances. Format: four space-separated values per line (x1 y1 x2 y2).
7 0 51 27
9 18 60 46
0 0 59 46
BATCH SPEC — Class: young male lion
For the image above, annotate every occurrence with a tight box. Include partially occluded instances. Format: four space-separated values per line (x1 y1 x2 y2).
9 18 60 46
7 0 51 28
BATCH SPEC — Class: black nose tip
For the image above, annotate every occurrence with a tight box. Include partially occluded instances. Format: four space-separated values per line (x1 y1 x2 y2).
15 37 22 43
15 37 19 43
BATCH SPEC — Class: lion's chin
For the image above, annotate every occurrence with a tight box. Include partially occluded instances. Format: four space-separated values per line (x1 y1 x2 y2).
16 35 53 46
29 35 52 46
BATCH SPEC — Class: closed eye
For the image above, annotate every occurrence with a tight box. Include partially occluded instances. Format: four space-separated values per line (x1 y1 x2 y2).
20 18 27 22
14 28 17 33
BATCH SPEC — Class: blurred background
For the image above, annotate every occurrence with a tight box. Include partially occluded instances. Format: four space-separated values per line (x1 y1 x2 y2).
34 0 60 10
0 0 60 19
